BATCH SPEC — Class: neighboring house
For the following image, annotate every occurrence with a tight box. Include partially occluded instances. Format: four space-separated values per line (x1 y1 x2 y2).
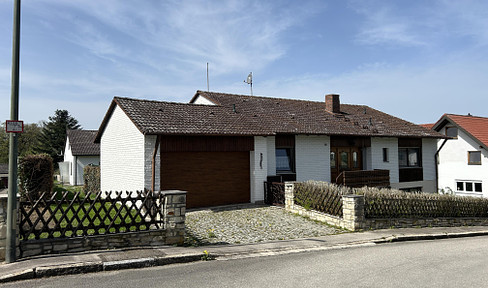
0 163 8 191
430 114 488 197
62 130 100 186
95 91 443 208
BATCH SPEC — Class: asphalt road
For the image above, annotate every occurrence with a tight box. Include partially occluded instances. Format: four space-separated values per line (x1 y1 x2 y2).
4 236 488 288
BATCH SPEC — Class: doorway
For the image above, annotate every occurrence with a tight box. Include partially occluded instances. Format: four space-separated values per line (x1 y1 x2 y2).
330 147 362 183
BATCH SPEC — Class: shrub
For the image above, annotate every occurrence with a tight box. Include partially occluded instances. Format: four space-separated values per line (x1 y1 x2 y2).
83 165 100 194
18 154 54 202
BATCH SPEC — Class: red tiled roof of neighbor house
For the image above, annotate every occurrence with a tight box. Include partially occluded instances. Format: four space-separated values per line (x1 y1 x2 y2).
67 130 100 156
95 91 444 142
419 123 434 130
433 114 488 148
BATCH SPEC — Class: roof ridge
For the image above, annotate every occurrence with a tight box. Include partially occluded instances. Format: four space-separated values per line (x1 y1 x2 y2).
114 96 223 107
197 90 366 106
447 113 488 119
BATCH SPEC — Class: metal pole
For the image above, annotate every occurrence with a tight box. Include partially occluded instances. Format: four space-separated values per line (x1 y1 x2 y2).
6 0 21 263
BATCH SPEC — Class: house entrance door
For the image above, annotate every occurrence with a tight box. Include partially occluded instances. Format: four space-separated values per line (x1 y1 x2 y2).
330 147 362 183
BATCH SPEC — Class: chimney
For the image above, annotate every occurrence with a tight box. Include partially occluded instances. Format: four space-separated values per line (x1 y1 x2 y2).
325 94 340 113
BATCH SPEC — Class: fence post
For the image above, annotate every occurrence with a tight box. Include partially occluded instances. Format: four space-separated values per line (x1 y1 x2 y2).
284 182 295 211
161 190 186 245
342 194 365 231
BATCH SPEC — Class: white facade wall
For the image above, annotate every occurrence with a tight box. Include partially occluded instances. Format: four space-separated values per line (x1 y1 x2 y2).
266 136 276 176
101 105 145 193
437 127 488 197
295 135 330 182
369 137 399 183
191 95 216 105
250 136 268 203
144 135 161 191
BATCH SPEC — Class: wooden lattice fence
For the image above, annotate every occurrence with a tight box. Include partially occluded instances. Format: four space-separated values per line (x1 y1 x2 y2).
293 181 349 217
362 192 488 218
19 190 165 241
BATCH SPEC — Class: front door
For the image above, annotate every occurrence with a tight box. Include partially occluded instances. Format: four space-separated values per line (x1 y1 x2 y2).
330 147 362 183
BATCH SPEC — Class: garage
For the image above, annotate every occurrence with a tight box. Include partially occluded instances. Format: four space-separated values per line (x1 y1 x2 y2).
160 136 253 209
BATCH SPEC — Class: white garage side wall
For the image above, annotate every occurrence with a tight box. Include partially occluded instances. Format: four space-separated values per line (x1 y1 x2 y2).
437 128 488 197
144 135 160 191
266 136 276 176
295 135 330 182
250 136 268 203
75 156 100 186
370 137 399 183
101 105 145 193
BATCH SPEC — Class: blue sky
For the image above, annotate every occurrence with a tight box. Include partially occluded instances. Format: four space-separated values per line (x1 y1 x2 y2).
1 0 488 129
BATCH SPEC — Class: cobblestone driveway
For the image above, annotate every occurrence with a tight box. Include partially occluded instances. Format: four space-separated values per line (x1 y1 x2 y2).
184 205 343 246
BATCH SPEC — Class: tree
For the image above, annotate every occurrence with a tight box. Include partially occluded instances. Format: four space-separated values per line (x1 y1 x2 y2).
0 122 42 163
34 110 81 165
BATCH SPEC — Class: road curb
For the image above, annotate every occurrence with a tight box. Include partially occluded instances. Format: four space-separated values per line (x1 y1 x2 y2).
372 230 488 244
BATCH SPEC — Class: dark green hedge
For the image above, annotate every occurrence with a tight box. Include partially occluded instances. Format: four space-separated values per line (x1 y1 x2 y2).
18 154 54 202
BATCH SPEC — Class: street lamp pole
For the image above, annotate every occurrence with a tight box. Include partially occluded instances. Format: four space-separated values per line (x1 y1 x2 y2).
6 0 21 263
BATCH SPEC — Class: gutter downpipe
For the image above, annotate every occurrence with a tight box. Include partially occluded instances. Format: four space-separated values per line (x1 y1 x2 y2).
435 139 448 193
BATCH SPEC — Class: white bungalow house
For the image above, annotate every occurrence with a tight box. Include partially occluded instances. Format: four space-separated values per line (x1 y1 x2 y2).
95 91 444 208
61 130 100 186
429 114 488 197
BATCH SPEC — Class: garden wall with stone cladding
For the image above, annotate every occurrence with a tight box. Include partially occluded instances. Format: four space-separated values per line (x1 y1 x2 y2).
1 190 186 261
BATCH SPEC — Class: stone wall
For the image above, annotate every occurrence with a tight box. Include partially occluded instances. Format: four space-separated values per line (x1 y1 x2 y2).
1 190 186 261
285 182 488 231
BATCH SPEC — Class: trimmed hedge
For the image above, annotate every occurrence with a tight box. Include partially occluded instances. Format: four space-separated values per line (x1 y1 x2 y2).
83 165 100 194
18 154 54 202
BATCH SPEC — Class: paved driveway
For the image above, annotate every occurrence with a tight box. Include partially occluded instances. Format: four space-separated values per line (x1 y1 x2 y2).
184 204 344 246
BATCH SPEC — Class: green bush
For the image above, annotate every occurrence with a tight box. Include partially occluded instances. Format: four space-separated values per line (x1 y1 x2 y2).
83 165 100 194
18 154 54 202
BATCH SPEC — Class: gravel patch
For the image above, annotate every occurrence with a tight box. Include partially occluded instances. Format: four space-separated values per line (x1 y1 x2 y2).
184 205 344 246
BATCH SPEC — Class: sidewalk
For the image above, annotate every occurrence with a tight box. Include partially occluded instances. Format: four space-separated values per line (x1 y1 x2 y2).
2 226 488 283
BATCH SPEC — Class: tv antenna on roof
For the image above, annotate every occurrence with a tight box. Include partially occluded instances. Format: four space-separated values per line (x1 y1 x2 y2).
244 72 253 96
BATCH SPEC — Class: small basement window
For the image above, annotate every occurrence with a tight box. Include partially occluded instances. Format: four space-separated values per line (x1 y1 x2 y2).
456 180 482 193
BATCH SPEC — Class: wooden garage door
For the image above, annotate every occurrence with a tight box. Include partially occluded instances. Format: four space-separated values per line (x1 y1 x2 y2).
161 151 250 209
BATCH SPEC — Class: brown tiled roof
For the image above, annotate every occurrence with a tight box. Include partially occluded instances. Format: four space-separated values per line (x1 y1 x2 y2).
95 91 444 141
419 123 434 130
433 114 488 148
193 91 443 138
67 130 100 156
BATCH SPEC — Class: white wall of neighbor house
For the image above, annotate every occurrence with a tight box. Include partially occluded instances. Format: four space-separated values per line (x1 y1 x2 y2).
295 135 330 182
144 135 160 192
101 105 145 193
250 136 268 203
75 156 100 186
437 127 488 197
63 138 75 185
369 137 399 183
191 95 216 105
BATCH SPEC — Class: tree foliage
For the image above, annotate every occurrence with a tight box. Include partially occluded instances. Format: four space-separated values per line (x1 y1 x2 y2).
0 122 43 163
34 110 81 165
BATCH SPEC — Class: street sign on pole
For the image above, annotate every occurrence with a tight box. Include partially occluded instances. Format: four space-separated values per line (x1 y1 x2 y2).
5 120 23 133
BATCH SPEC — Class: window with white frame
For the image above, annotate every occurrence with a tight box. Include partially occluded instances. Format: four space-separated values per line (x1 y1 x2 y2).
456 180 482 193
